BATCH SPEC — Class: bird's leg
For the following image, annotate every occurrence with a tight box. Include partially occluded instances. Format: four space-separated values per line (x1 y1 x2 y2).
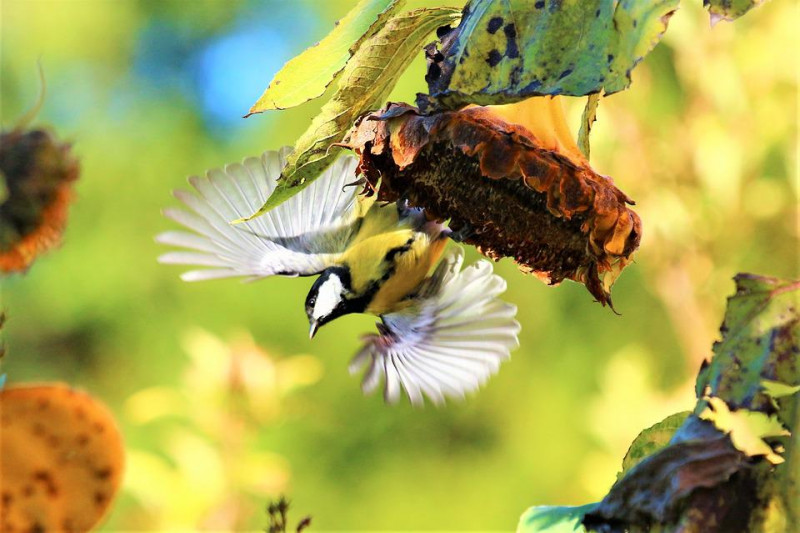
395 195 412 217
444 222 476 243
343 175 369 194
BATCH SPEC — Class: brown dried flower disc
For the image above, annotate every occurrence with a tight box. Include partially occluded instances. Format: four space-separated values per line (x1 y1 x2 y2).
344 102 641 306
0 383 124 532
0 127 79 273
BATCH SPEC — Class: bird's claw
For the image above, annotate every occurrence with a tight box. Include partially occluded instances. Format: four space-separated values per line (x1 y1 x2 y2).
445 223 476 243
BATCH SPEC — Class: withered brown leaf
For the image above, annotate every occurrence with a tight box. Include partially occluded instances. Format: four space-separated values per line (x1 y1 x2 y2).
344 103 641 306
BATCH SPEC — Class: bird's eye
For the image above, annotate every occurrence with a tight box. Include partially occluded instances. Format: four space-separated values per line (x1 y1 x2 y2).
309 297 316 306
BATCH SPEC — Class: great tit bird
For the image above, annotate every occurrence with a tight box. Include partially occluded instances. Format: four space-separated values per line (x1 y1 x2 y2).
158 148 520 405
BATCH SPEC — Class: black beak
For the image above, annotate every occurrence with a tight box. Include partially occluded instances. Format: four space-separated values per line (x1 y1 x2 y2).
309 320 319 339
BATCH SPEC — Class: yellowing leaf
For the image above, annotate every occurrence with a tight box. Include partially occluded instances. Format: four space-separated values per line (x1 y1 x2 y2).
248 0 403 114
0 383 125 532
699 396 790 464
235 7 462 221
761 379 800 399
705 0 765 25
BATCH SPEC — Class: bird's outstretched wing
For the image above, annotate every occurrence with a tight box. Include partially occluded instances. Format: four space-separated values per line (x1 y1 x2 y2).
349 248 520 406
158 149 364 281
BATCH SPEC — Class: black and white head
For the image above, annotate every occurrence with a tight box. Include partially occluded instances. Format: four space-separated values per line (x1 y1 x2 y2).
305 267 358 338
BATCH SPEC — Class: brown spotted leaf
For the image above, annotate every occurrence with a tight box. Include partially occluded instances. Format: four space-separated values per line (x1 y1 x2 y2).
422 0 679 109
695 274 800 418
345 102 641 306
0 383 125 532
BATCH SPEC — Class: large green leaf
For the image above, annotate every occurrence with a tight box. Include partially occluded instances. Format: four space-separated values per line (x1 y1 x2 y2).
694 274 800 528
590 275 799 530
247 0 403 114
235 7 461 222
517 503 598 533
517 275 799 531
705 0 764 24
425 0 679 108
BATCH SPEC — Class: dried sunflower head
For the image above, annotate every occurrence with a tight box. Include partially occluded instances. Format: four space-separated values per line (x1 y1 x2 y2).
344 102 641 307
0 383 124 532
0 126 79 273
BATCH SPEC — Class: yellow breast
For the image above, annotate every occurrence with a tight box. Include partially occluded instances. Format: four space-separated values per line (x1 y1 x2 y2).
351 230 447 315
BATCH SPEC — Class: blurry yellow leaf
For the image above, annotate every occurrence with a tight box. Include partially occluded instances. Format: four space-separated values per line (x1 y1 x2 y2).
167 430 227 502
179 328 322 422
248 0 403 113
761 379 800 399
182 327 242 403
237 7 462 220
0 383 124 532
125 440 224 530
124 386 187 424
699 395 790 464
276 354 324 393
235 452 291 494
124 450 179 514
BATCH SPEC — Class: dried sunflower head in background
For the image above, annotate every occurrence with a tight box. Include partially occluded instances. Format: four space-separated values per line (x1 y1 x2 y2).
0 125 79 273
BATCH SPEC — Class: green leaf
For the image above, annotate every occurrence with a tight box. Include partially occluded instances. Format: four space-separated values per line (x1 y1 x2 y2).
236 7 462 222
619 411 690 477
517 503 598 533
248 0 404 114
705 0 764 24
426 0 679 108
577 93 600 160
783 382 800 528
518 275 799 531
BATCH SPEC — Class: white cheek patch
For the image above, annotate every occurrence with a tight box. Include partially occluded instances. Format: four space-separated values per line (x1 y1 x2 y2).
313 274 344 320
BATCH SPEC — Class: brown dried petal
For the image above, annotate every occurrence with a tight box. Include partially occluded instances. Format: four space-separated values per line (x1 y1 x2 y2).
344 103 641 306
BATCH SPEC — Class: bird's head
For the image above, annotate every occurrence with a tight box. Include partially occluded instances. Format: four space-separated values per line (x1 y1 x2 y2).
305 267 356 338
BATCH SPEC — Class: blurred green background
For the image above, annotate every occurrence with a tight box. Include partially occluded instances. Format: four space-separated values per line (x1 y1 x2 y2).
1 0 797 530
